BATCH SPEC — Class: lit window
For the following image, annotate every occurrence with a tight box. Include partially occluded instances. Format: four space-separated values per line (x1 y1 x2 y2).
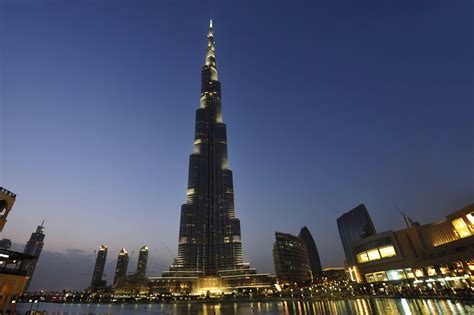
367 249 381 261
404 268 415 279
427 266 437 276
387 269 405 281
374 271 387 282
357 252 369 264
365 273 375 283
452 218 471 238
379 245 396 258
454 261 464 272
466 213 474 225
467 260 474 271
440 265 450 275
414 269 424 278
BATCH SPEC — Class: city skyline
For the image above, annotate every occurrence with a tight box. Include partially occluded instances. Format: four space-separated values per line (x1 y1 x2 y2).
1 1 472 291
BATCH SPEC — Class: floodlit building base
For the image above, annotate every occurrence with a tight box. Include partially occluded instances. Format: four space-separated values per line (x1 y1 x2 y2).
0 250 37 313
148 273 275 296
113 274 149 296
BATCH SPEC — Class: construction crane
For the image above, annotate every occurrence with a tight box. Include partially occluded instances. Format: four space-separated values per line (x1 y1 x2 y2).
162 243 177 265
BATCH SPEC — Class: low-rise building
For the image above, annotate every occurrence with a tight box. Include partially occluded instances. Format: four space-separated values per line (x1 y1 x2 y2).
350 204 474 291
0 187 37 313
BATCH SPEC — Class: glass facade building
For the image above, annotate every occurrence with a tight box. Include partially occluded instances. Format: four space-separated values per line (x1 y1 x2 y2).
90 245 108 290
337 204 377 266
114 248 129 285
298 226 323 277
136 245 148 277
273 232 312 284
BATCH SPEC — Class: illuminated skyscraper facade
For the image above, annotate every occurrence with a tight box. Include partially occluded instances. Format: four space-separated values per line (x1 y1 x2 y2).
114 248 129 285
19 222 45 291
167 20 250 277
90 245 108 290
136 245 148 277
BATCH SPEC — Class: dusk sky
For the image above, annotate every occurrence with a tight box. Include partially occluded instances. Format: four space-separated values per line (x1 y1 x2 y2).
1 1 472 291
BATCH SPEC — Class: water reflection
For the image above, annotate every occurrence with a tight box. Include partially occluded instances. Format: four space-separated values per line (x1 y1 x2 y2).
16 298 474 315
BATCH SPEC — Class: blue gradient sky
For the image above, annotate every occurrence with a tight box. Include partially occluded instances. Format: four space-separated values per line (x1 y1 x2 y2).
1 1 473 290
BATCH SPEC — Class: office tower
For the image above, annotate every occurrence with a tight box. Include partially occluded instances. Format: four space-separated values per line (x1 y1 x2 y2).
90 245 108 290
114 248 129 285
19 221 46 291
337 204 377 266
298 226 323 277
136 245 148 277
273 232 312 283
167 20 252 277
0 239 12 250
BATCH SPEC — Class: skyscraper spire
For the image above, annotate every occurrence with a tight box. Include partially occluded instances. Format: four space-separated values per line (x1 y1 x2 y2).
205 19 217 76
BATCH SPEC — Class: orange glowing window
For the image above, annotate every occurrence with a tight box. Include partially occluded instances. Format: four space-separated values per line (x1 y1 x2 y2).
467 260 474 271
440 265 450 275
427 266 437 276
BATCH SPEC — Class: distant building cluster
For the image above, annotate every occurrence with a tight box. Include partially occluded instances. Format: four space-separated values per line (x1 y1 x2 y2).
89 245 149 293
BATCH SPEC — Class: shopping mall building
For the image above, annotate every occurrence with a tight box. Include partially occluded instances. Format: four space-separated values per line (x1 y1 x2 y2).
348 204 474 290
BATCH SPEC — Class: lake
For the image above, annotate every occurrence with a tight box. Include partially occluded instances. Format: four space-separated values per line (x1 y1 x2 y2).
15 298 474 314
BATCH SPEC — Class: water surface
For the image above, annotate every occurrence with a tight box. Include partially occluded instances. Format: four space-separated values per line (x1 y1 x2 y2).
16 298 474 314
